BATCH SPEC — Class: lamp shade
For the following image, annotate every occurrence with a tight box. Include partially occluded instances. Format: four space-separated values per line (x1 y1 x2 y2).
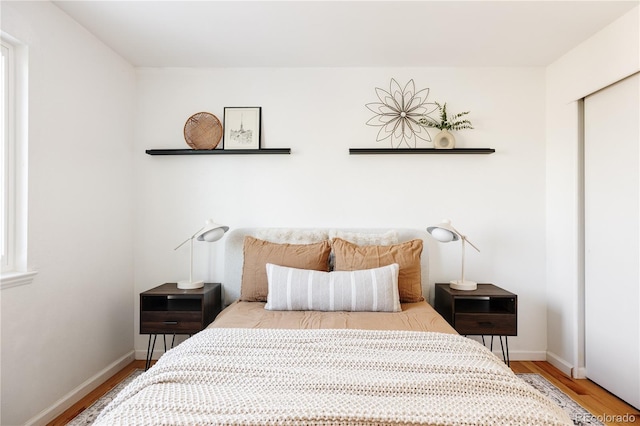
427 221 460 243
196 220 229 242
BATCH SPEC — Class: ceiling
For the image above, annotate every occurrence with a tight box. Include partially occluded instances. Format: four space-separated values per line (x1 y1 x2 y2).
52 1 638 68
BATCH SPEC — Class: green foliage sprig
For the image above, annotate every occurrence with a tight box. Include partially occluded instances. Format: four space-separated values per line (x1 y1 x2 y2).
419 102 473 131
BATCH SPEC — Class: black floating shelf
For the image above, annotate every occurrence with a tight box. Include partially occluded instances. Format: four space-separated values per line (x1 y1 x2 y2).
349 148 495 155
146 148 291 155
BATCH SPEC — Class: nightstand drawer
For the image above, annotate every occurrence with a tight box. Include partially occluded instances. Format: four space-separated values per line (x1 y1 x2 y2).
141 311 202 334
455 313 516 335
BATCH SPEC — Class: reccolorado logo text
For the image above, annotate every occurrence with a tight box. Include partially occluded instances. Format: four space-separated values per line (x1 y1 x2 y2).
575 413 636 423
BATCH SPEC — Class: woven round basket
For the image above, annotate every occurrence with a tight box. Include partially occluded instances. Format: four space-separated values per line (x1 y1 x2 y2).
183 112 223 150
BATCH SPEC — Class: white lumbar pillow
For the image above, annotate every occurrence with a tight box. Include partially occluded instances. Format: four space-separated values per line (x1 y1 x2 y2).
265 263 400 312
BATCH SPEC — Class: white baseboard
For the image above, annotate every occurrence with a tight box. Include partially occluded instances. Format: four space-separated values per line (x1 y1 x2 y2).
463 336 546 361
135 335 190 361
134 348 176 361
493 350 547 361
573 366 587 379
25 351 135 426
546 351 574 377
135 348 158 360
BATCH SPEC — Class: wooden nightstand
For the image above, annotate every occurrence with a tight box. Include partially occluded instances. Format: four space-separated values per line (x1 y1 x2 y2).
434 283 517 364
140 282 222 369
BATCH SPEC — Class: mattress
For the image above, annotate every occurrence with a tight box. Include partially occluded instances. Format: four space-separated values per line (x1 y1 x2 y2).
209 300 458 334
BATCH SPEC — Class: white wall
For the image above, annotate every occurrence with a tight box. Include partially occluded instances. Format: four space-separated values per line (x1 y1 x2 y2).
134 67 549 360
545 6 640 377
0 2 136 425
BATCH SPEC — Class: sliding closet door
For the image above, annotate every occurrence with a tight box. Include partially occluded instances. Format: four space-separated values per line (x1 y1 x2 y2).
584 73 640 409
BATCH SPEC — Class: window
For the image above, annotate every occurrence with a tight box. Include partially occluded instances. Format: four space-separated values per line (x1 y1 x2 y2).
2 40 14 271
1 33 34 288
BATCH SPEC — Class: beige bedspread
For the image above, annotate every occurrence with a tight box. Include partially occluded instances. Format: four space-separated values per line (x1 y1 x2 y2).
209 300 458 334
96 328 571 425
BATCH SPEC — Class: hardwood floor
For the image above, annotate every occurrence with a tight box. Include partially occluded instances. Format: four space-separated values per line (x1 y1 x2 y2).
511 361 640 425
47 360 151 426
49 360 639 425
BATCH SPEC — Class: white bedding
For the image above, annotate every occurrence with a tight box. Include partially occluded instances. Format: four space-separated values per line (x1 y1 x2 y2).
96 328 571 425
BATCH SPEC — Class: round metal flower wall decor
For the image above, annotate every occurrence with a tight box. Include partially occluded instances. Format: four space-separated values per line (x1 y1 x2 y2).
366 79 438 148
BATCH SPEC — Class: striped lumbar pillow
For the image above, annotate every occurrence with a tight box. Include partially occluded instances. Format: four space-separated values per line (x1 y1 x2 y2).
264 263 401 312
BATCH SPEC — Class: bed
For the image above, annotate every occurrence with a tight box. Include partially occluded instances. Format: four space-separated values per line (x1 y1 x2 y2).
95 228 571 425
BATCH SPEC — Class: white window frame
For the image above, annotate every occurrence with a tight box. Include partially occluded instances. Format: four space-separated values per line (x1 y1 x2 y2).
2 40 15 270
1 33 35 289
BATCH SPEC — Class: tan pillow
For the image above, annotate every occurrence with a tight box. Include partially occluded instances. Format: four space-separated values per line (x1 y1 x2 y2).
332 238 424 303
241 236 331 302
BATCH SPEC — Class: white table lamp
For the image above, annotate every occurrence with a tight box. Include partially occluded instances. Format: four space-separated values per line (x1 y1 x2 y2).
427 219 480 291
175 219 229 290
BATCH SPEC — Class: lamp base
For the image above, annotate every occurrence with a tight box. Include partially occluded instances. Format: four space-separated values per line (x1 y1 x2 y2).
177 280 204 290
449 280 477 291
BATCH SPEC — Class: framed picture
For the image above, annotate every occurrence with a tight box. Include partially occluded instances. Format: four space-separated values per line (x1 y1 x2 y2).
223 107 262 150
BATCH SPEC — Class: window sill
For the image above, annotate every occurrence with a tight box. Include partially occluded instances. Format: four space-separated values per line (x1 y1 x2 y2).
1 270 37 290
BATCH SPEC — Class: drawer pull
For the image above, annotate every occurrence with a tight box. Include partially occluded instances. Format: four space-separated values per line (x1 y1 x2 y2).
163 321 179 325
478 321 494 326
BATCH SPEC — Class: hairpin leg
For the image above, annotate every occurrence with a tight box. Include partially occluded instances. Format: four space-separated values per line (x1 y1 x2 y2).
499 336 510 366
145 334 157 371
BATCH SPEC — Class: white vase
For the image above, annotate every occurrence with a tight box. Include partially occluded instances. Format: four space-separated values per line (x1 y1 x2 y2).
434 129 455 149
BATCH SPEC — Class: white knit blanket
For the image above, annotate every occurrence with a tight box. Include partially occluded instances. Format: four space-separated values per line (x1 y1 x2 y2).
96 328 571 425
